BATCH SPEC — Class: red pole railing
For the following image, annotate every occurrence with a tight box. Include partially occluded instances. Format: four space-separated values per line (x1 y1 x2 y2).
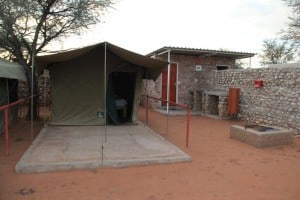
0 94 39 155
141 94 191 148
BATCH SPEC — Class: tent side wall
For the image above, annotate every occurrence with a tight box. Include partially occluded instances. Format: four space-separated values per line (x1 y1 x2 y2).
0 78 8 133
0 78 18 134
49 47 107 125
0 59 26 134
40 42 167 126
49 46 138 125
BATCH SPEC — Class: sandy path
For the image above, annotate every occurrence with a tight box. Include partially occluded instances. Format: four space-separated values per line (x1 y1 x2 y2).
0 108 299 200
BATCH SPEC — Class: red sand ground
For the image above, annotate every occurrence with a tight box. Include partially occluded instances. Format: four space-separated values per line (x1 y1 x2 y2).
1 108 300 200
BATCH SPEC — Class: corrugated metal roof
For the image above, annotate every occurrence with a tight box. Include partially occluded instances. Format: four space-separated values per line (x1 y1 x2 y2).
147 46 256 59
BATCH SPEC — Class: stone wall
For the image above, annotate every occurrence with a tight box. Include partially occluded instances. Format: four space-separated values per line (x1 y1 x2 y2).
27 60 298 134
141 79 162 108
172 54 235 106
145 54 236 107
18 71 51 106
206 66 300 134
37 74 51 106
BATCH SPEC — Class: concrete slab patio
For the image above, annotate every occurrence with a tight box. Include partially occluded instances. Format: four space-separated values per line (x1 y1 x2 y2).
15 123 191 173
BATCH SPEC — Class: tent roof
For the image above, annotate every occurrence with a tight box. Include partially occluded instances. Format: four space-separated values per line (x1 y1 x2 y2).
0 58 27 81
36 42 167 80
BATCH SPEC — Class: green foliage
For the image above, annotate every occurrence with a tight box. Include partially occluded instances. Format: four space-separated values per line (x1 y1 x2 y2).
0 0 113 119
0 0 113 66
235 60 247 69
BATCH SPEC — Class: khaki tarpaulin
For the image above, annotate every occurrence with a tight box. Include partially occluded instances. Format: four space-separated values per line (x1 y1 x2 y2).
0 58 26 134
36 42 167 125
0 58 27 81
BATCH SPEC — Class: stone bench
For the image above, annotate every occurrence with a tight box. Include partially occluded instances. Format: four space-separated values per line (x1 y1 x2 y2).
230 125 294 148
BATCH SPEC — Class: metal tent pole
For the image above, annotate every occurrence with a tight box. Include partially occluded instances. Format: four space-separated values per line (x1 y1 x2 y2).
166 50 171 113
144 72 148 125
104 42 107 143
166 50 171 139
100 42 108 166
31 53 35 142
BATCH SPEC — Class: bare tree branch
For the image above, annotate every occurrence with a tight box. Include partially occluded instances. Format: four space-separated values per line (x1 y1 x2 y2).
281 0 300 50
260 38 296 65
0 0 114 119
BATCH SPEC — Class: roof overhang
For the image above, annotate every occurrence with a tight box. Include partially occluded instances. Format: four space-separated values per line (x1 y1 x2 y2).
36 42 168 80
0 58 27 81
147 47 256 59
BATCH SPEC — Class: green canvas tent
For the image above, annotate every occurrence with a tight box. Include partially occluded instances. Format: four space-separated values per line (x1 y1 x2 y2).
0 58 27 134
36 42 167 125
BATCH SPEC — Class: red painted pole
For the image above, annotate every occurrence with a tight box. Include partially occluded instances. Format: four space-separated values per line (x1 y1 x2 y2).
0 94 38 156
4 109 9 155
141 94 191 148
186 106 190 148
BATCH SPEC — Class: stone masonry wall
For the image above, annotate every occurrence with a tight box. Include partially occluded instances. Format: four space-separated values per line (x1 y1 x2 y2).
141 79 162 108
206 66 300 134
173 54 235 106
18 72 51 106
145 54 236 107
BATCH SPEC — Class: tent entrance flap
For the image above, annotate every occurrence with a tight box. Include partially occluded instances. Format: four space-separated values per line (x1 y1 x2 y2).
107 72 136 124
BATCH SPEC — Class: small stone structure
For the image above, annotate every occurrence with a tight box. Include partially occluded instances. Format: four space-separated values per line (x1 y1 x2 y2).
149 52 238 107
203 90 228 118
230 125 294 148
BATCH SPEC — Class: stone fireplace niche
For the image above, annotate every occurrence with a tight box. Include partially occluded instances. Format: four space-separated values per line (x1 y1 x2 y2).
207 95 219 115
203 90 228 118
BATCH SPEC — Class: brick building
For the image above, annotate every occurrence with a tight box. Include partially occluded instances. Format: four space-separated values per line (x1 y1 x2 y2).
145 47 255 110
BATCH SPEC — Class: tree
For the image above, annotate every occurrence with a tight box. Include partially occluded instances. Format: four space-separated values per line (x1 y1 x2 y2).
0 0 113 119
281 0 300 51
235 59 248 69
260 38 295 65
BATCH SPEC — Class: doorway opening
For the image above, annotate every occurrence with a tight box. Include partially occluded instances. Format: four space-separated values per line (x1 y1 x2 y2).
107 72 136 124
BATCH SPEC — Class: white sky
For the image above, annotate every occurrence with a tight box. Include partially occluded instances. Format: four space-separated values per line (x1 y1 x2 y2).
53 0 290 68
